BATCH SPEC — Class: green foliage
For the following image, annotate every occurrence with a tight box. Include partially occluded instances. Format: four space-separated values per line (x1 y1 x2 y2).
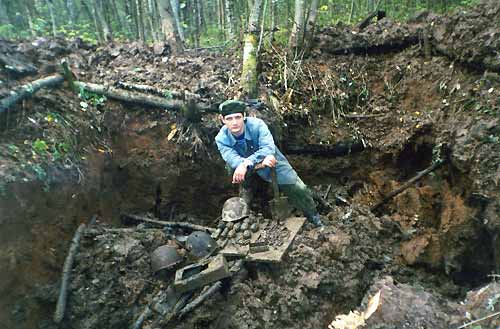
32 139 49 155
0 24 17 39
78 86 107 106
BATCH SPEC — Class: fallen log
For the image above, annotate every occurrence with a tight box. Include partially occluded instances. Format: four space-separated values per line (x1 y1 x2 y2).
75 81 181 110
357 10 386 31
0 74 64 114
120 214 216 234
116 81 201 100
177 281 223 319
75 81 217 113
284 140 365 157
53 223 86 323
371 160 444 212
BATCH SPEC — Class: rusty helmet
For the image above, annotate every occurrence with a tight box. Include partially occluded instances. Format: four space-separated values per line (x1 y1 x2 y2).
150 245 183 272
186 231 217 259
222 197 249 222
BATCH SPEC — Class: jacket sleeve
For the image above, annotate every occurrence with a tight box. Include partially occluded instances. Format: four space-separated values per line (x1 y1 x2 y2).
246 120 276 165
216 139 246 169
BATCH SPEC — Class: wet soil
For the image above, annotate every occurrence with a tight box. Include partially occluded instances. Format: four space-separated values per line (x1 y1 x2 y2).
0 1 499 328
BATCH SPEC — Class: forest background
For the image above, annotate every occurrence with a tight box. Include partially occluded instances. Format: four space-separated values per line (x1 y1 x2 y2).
0 0 480 49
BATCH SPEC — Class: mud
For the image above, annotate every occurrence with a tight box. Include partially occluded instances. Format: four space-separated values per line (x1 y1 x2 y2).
0 1 499 329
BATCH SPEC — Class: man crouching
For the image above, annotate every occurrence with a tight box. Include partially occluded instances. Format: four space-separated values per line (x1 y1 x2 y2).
215 99 324 228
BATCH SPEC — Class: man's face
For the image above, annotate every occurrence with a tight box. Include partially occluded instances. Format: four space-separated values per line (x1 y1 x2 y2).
221 113 245 136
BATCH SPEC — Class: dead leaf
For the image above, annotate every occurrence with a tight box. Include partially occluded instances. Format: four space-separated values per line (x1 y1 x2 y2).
364 290 381 320
167 128 177 141
328 311 365 329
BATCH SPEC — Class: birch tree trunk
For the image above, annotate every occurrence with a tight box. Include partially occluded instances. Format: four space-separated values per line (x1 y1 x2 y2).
96 0 113 42
303 0 319 53
170 0 185 43
289 0 305 56
46 0 57 37
240 0 263 98
224 0 234 40
156 0 182 51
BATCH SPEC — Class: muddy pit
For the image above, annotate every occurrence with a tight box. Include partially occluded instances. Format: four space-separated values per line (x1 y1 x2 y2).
1 3 500 329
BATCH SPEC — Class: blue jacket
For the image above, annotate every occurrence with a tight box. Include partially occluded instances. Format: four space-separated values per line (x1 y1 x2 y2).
215 117 298 185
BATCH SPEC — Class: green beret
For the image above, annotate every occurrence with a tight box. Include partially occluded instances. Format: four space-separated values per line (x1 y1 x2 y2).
219 100 247 117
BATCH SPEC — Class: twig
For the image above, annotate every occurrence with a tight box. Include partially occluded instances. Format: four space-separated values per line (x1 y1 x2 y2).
83 227 160 236
343 113 385 119
53 223 86 323
177 281 223 319
323 184 332 200
456 311 500 329
131 305 152 329
121 214 216 233
371 160 444 212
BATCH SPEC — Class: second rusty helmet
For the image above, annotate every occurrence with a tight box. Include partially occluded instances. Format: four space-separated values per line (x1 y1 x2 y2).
150 245 183 273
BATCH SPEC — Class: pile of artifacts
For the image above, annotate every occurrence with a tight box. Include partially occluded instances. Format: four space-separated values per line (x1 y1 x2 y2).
56 197 308 329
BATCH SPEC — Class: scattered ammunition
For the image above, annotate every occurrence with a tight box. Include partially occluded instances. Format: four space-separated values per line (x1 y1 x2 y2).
221 227 229 238
226 222 234 229
212 228 222 239
250 223 259 232
228 229 236 238
233 222 241 232
243 230 251 239
240 222 248 231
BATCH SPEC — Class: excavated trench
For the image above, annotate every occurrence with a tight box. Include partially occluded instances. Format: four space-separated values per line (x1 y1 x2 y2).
0 110 496 329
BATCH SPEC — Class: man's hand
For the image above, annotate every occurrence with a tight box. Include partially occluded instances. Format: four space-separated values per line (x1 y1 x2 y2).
232 159 252 184
262 155 277 168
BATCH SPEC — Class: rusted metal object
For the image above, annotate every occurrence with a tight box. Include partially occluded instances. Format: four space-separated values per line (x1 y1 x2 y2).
173 254 230 294
151 245 183 273
186 231 217 259
269 167 291 222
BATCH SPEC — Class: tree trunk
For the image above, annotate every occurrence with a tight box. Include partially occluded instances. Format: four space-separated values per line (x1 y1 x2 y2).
170 0 185 43
64 0 77 26
289 0 305 56
349 0 355 23
46 0 57 37
224 0 234 40
270 0 276 42
0 0 10 25
240 0 263 99
94 0 112 42
110 0 125 37
147 0 158 41
156 0 182 50
101 0 114 41
196 0 204 33
303 0 319 54
24 1 36 37
136 0 146 42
